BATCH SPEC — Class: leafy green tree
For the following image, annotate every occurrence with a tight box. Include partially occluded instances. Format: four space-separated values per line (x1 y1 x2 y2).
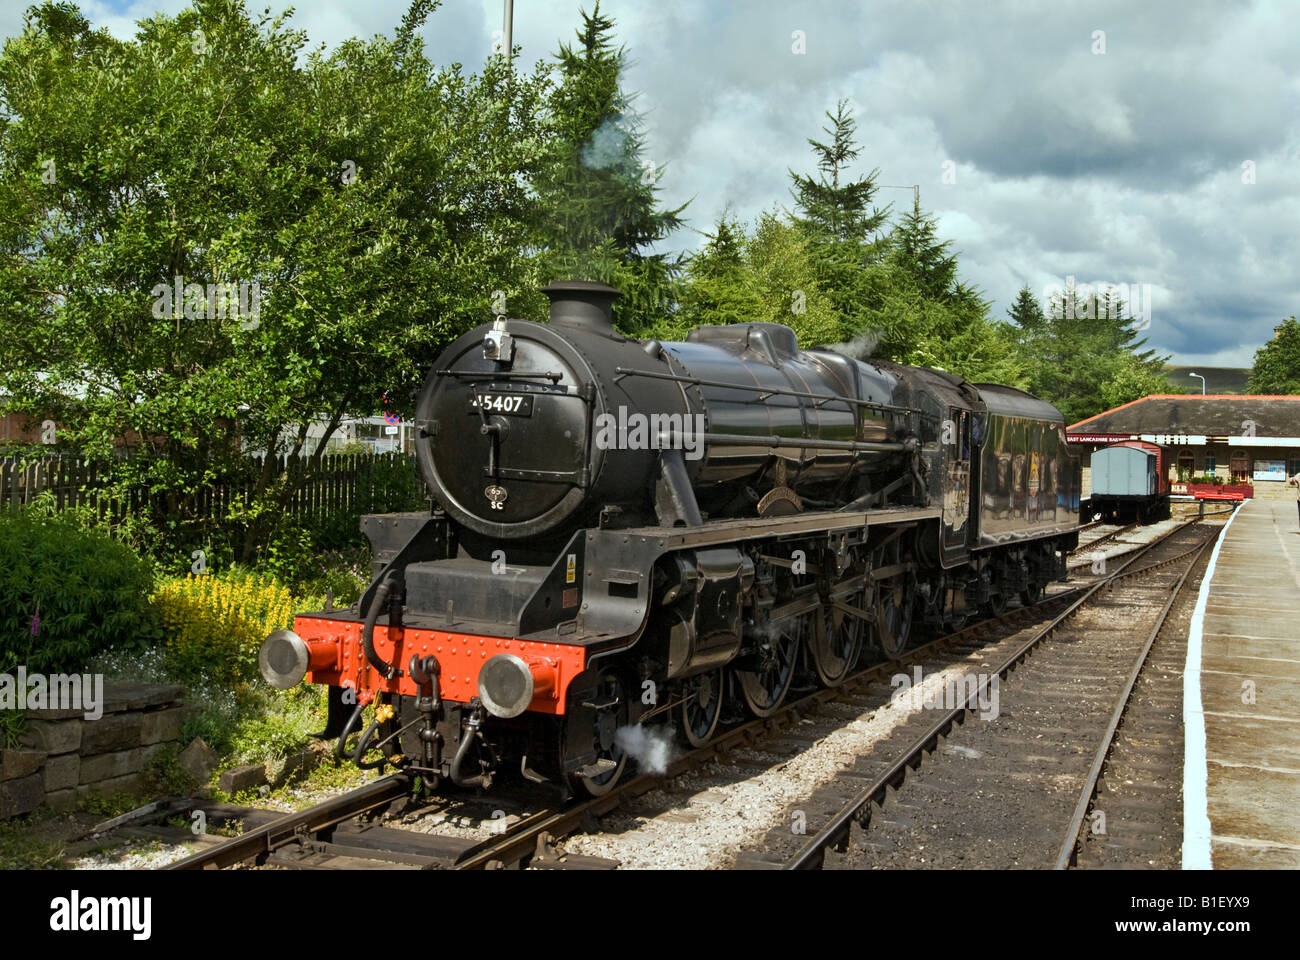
746 213 841 347
531 1 686 332
0 0 550 563
1246 317 1300 394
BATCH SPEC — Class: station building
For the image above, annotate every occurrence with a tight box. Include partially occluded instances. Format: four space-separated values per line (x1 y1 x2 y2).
1066 394 1300 500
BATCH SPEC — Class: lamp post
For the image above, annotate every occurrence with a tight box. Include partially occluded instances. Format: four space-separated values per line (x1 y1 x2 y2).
879 184 921 207
502 0 513 60
1189 371 1205 395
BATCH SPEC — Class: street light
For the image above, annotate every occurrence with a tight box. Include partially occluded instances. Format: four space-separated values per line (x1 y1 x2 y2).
879 184 921 207
1189 371 1205 395
502 0 513 60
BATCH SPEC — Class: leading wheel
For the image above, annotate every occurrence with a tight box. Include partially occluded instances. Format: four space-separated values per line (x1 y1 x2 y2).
567 672 630 797
737 612 806 717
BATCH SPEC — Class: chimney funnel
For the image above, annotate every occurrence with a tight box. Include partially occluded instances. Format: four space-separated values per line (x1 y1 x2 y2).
542 280 620 332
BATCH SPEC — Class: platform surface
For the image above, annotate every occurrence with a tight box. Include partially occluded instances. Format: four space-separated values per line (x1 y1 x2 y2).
1195 497 1300 868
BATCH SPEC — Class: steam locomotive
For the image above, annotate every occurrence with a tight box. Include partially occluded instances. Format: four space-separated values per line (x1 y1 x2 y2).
258 281 1081 796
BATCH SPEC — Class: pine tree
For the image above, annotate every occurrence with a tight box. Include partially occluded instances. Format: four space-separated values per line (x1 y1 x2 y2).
532 2 686 331
889 194 959 304
667 212 837 347
789 100 887 247
675 214 763 331
787 100 887 337
1017 284 1176 422
1007 284 1047 334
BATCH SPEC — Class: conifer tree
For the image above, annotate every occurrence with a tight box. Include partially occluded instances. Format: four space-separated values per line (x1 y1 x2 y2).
787 100 887 336
532 2 686 331
675 214 763 330
1007 284 1048 334
889 194 959 304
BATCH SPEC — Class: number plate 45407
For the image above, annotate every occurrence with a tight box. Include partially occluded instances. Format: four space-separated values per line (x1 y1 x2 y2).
468 392 534 416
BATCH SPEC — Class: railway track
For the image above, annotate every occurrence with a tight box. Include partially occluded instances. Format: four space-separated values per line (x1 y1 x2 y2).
1071 520 1140 556
737 513 1227 870
153 517 1219 871
158 590 1096 870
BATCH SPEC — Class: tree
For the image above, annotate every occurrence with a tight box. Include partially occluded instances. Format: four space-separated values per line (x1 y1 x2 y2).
1010 284 1176 423
660 211 837 347
746 213 840 347
1247 317 1300 394
673 214 763 332
889 194 959 304
531 1 686 332
1006 284 1048 334
0 0 551 564
788 100 888 339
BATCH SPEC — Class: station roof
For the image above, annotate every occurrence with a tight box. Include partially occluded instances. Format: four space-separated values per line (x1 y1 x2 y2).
1068 394 1300 442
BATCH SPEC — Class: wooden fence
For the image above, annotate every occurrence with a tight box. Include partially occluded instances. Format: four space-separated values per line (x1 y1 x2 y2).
0 453 425 520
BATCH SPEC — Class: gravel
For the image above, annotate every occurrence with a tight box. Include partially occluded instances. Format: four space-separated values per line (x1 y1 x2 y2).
561 661 1014 869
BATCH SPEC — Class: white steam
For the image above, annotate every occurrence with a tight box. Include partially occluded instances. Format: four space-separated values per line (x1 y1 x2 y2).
824 332 881 360
580 116 634 174
614 723 679 775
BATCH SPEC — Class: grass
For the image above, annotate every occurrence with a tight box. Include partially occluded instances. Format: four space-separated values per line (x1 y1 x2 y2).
0 709 25 748
76 555 358 820
142 742 198 797
80 789 141 819
224 684 328 766
0 813 68 870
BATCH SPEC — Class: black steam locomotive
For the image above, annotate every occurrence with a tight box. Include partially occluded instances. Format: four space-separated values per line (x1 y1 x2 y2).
259 281 1081 796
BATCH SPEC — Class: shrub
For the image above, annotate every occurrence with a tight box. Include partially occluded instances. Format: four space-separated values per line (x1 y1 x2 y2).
225 684 327 764
151 568 296 685
142 742 198 796
0 507 158 675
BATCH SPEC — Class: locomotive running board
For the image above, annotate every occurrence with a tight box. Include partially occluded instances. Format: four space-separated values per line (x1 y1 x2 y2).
601 504 941 551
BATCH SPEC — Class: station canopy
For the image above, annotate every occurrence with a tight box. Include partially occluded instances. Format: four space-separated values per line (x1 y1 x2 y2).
1067 394 1300 446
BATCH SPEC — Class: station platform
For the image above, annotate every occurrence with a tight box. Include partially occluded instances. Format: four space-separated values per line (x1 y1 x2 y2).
1185 497 1300 868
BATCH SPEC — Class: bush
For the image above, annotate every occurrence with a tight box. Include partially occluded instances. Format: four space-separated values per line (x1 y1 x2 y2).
0 507 158 674
152 568 296 685
225 684 327 764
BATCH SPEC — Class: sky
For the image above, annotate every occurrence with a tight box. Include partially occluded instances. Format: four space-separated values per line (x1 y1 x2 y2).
4 0 1298 368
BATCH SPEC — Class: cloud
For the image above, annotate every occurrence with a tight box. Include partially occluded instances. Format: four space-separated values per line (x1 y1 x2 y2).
15 0 1300 367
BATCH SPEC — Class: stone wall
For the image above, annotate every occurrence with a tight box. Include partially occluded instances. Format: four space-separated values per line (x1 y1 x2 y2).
0 683 191 818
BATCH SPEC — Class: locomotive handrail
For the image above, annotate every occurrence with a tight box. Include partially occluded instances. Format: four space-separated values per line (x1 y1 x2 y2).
612 366 938 421
702 432 911 454
433 369 565 382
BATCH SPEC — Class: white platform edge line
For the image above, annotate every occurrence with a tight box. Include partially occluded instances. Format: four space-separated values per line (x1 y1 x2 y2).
1182 503 1242 870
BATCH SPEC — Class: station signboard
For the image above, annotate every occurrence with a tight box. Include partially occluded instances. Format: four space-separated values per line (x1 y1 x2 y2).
1066 433 1132 444
1252 459 1287 482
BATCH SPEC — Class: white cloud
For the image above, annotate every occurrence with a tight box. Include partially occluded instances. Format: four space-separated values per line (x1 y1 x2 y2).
11 0 1300 367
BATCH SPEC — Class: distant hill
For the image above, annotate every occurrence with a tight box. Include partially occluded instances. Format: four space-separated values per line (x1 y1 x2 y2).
1163 366 1251 394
